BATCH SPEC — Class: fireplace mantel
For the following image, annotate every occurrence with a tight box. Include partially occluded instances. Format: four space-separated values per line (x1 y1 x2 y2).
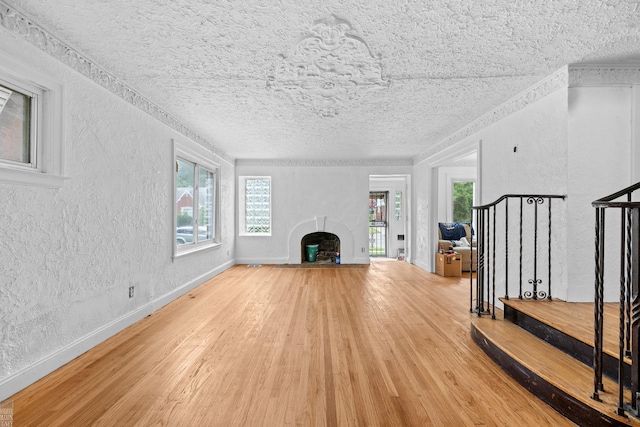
287 217 356 264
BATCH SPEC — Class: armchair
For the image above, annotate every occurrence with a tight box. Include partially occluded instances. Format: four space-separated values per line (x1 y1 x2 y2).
437 222 477 272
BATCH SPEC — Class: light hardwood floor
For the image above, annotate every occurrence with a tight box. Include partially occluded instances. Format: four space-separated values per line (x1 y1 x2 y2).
7 262 575 426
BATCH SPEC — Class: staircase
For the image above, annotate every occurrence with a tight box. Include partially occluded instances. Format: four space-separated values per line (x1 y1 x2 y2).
468 185 640 425
471 299 639 427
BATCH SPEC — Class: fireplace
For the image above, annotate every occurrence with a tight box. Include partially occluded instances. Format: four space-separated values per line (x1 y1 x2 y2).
287 216 356 264
301 232 340 263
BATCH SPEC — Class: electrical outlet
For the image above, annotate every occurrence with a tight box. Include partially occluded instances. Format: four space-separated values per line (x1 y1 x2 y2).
129 286 134 298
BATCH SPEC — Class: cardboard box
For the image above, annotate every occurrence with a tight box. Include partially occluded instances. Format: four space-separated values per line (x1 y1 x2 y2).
435 252 462 277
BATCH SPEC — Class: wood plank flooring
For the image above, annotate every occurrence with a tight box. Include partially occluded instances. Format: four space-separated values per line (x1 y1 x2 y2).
6 262 575 426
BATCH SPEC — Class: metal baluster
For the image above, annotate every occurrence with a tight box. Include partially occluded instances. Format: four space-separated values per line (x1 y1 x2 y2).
476 209 482 316
533 197 538 300
468 194 565 318
630 208 640 413
593 207 605 401
526 197 544 300
617 208 627 416
477 208 484 316
519 197 523 299
590 184 640 407
470 207 475 313
548 198 552 300
492 206 496 319
486 208 492 313
626 197 632 358
505 198 509 299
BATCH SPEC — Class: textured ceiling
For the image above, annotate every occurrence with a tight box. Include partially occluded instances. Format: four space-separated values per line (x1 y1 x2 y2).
5 0 640 161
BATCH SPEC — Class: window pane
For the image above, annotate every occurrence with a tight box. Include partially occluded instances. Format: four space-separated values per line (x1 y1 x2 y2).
0 84 31 164
176 158 195 245
199 167 215 241
368 192 387 256
245 178 270 233
453 181 474 223
395 191 402 221
368 192 386 223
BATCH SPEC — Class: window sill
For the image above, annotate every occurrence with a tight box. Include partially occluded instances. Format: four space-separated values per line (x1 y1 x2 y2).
0 168 69 189
238 233 272 237
173 241 221 261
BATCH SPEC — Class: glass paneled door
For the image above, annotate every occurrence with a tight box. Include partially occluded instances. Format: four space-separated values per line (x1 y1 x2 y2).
369 192 388 257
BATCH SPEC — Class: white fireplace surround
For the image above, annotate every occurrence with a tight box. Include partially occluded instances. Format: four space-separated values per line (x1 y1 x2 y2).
287 216 356 264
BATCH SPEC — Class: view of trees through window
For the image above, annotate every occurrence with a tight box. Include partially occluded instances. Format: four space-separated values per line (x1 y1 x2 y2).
452 181 474 223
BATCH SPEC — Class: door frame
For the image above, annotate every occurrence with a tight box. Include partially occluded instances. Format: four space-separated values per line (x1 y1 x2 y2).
369 174 411 261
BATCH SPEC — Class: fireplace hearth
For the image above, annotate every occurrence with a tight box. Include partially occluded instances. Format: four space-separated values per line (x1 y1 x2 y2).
301 232 340 263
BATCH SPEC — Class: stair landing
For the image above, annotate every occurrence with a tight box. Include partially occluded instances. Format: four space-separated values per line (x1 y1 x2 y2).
471 299 639 427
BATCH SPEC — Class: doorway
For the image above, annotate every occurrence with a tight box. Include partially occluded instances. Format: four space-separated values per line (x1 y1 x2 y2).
369 192 388 257
428 145 480 272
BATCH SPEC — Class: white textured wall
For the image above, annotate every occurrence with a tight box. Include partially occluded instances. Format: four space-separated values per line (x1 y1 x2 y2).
479 89 569 202
235 163 411 264
567 86 633 302
473 87 569 301
413 85 569 296
411 162 431 270
0 29 235 399
413 71 640 305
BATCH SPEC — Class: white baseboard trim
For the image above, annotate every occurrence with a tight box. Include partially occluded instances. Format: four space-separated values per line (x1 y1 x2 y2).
152 260 234 312
234 257 290 265
0 300 154 402
414 258 431 273
0 260 235 402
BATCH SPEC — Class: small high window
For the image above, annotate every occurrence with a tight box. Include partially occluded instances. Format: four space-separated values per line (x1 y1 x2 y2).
395 191 402 221
239 176 271 236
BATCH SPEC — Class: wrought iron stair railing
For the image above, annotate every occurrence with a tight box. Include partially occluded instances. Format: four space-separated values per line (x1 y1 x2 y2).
470 194 567 319
592 182 640 417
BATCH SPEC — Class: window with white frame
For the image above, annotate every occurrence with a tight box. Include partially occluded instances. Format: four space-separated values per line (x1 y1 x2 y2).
174 138 220 257
0 55 65 188
239 176 271 236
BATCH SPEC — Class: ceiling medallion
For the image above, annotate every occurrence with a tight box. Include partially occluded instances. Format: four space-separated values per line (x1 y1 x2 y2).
267 14 389 118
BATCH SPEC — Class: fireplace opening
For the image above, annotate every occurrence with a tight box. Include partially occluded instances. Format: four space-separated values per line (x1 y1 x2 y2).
301 232 340 263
